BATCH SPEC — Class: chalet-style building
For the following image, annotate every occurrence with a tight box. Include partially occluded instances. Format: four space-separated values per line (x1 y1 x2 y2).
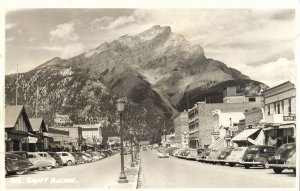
5 105 37 152
29 118 49 151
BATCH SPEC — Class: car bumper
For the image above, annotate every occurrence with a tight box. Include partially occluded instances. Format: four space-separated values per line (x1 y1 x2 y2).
268 164 296 169
240 161 262 165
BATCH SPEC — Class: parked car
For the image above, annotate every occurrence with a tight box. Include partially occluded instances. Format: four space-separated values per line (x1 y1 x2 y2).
36 152 57 168
80 152 93 162
268 143 296 174
157 152 169 158
179 150 190 159
9 151 29 159
48 152 64 167
206 148 222 164
56 152 76 166
5 153 34 175
27 152 52 171
241 145 277 169
76 152 92 163
226 147 248 167
173 149 186 157
175 149 188 158
5 158 18 176
197 149 212 162
216 147 235 165
187 149 205 160
70 152 86 164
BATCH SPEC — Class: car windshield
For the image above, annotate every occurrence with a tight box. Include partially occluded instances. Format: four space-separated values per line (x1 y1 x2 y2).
246 147 259 154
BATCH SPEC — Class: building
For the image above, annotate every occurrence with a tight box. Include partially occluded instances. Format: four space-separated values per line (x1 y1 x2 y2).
223 86 263 104
173 111 189 148
74 124 103 150
29 118 49 151
56 126 83 151
188 101 262 149
139 141 151 147
262 81 296 147
210 110 245 149
107 137 121 149
5 105 37 152
47 127 72 151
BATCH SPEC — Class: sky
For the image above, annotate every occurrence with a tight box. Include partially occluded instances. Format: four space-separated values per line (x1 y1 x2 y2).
5 8 296 87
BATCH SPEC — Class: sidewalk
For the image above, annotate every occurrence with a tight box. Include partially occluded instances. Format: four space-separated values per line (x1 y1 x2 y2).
107 160 140 189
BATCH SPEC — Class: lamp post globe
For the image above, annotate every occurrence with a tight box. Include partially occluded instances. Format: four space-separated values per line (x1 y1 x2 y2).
116 98 128 183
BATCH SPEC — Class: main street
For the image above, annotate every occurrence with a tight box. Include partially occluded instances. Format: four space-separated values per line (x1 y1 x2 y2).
6 154 131 189
138 150 296 188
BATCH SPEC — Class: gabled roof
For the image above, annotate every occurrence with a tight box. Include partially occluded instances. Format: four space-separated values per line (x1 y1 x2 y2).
5 105 32 131
29 118 47 132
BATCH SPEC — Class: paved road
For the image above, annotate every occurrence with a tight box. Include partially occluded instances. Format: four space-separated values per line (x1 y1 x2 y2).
139 150 296 188
6 154 130 189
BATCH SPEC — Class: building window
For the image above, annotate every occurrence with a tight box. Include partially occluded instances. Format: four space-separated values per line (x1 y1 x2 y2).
281 101 284 115
288 99 292 115
273 103 276 114
267 105 270 115
248 97 256 102
277 102 281 114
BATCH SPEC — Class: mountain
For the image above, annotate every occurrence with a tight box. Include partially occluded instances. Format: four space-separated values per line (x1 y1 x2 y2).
5 25 268 141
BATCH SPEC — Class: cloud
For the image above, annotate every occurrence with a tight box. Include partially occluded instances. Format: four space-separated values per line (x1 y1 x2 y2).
60 43 85 59
239 58 295 87
90 13 140 31
5 23 16 30
49 20 79 42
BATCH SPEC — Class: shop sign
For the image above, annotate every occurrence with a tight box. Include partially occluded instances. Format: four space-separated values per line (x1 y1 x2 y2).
283 115 296 121
21 137 38 143
229 126 239 132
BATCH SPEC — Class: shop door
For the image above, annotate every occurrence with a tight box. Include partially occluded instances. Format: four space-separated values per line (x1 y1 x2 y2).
13 140 20 151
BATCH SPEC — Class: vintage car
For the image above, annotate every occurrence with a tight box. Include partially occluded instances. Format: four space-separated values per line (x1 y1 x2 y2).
187 149 205 161
197 149 212 162
157 152 169 158
268 143 296 174
48 152 64 167
71 152 86 164
80 152 93 163
216 147 235 165
36 152 57 168
206 148 222 164
5 158 18 176
6 153 35 175
241 145 277 169
56 152 76 165
226 147 248 167
27 152 52 170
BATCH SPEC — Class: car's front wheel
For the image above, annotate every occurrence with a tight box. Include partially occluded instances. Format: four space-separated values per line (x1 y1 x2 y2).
46 166 52 170
229 163 235 167
264 161 269 169
67 160 72 166
16 170 26 175
273 168 283 174
244 165 251 169
38 167 44 171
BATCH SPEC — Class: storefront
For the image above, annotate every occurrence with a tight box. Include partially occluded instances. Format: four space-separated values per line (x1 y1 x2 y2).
29 118 49 151
5 105 37 152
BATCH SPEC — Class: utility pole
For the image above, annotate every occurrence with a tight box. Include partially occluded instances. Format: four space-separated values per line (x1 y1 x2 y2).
16 64 18 105
35 85 39 118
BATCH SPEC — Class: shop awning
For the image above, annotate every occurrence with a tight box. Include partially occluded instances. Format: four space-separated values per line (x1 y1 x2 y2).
48 143 57 148
232 128 261 141
279 124 295 129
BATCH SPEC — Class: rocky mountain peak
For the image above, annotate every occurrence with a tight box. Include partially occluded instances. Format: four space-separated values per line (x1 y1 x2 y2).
137 25 171 41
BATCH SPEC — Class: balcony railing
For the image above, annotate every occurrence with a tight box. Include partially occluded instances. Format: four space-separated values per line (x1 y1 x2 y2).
265 113 296 124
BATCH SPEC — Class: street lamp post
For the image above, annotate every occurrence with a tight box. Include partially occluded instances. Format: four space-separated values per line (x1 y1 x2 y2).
129 128 135 167
116 98 128 183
